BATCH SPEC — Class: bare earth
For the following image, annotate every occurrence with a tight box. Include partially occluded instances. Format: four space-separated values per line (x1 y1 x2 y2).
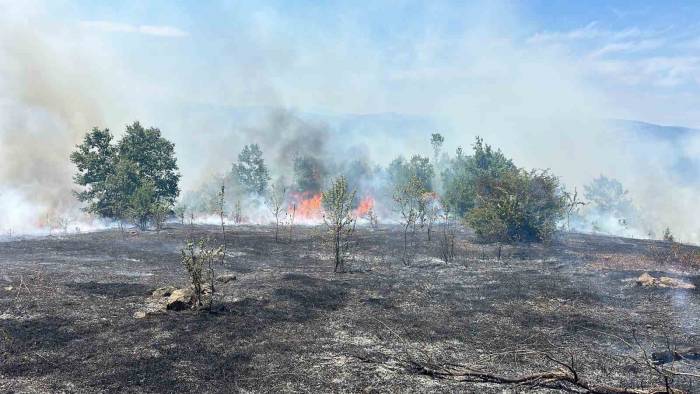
1 225 699 393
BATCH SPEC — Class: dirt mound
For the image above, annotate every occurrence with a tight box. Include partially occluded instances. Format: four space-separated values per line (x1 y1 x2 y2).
636 272 695 289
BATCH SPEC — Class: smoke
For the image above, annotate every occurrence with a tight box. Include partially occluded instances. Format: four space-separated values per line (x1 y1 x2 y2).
1 1 699 243
0 1 119 233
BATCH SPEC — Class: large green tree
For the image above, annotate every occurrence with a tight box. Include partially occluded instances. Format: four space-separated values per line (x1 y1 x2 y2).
71 121 180 228
233 144 270 195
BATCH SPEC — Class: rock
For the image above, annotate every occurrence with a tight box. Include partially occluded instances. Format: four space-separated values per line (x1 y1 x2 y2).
636 272 656 287
3 286 13 291
133 310 147 319
166 288 194 311
152 285 177 298
216 274 237 284
636 272 695 289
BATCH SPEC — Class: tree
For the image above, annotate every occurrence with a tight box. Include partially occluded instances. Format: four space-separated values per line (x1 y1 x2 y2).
266 181 287 242
233 144 270 195
393 175 426 265
322 176 356 273
583 176 634 218
293 155 326 193
431 133 445 164
71 121 181 229
430 133 445 192
70 127 117 217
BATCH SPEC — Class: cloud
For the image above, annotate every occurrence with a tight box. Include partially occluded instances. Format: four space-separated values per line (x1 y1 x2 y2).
527 22 643 44
80 20 188 38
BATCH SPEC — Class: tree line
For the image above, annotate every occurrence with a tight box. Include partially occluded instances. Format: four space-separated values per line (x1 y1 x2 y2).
71 122 612 245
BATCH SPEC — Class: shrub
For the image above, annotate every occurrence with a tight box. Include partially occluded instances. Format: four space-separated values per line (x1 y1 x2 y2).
466 169 566 243
441 137 516 218
181 238 223 309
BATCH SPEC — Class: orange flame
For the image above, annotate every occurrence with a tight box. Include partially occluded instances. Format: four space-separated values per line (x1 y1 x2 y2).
354 196 375 217
289 192 323 220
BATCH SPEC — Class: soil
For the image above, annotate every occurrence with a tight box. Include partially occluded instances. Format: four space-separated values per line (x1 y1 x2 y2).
1 225 699 393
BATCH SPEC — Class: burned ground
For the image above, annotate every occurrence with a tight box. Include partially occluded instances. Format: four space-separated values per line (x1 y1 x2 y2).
0 225 699 393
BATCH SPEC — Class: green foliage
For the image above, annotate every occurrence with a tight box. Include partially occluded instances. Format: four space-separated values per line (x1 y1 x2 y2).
117 122 180 205
466 169 566 243
70 121 180 229
70 127 117 217
104 159 140 222
322 176 357 272
441 137 516 217
294 155 326 193
387 154 434 193
233 144 270 195
129 181 156 230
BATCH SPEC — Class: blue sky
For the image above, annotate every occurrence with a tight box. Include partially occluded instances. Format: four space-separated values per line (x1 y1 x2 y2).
22 1 699 128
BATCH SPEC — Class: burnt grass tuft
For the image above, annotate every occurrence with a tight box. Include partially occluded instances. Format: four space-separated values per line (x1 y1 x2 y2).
0 225 699 392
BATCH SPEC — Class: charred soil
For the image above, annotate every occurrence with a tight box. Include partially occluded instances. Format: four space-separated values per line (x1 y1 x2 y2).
0 225 699 393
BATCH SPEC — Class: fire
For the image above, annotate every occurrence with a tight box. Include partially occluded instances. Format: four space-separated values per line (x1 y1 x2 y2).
288 192 376 223
354 196 374 217
289 192 323 221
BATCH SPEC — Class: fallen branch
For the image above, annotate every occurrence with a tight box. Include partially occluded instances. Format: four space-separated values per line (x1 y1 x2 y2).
355 352 682 394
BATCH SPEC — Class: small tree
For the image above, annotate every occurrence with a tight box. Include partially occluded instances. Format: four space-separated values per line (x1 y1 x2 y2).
266 182 287 242
322 176 357 273
393 175 426 265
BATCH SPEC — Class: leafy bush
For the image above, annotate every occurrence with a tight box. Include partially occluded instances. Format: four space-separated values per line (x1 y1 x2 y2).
441 137 516 218
466 168 566 243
